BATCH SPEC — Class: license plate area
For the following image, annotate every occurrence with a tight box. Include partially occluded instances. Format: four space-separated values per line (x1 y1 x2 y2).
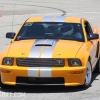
16 77 64 84
28 77 53 83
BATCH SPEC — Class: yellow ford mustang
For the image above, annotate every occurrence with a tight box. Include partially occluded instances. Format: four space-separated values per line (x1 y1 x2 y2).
0 16 100 88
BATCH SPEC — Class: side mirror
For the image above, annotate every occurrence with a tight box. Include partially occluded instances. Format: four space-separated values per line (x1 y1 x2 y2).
6 32 15 39
88 34 99 40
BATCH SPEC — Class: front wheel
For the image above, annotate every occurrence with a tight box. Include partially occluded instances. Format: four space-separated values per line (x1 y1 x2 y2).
83 60 92 88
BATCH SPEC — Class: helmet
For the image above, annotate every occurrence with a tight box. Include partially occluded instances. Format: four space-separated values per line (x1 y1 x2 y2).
61 24 73 36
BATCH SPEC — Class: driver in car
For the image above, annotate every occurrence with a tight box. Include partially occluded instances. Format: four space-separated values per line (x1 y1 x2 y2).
61 24 82 39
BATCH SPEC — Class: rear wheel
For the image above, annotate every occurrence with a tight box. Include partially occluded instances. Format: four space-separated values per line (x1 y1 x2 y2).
83 60 92 88
94 57 100 73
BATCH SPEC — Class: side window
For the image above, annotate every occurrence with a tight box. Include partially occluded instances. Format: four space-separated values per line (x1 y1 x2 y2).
84 21 93 39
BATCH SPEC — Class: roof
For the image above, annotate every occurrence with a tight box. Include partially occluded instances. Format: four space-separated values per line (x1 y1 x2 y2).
26 16 82 23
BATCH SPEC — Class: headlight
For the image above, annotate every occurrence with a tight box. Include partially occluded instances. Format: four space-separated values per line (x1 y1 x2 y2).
2 57 14 66
68 58 82 66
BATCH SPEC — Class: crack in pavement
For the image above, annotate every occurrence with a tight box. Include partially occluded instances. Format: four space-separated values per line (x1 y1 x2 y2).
0 3 67 16
0 3 67 27
0 2 67 27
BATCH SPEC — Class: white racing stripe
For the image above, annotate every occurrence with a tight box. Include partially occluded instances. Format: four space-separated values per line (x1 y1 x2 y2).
40 39 58 77
28 39 45 58
54 16 66 22
41 39 58 58
28 67 38 77
42 16 54 22
28 39 45 77
40 67 52 77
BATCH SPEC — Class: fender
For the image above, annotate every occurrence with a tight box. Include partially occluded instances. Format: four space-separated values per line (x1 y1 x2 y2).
95 42 99 58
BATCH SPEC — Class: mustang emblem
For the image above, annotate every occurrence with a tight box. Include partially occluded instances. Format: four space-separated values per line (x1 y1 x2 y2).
57 53 61 56
55 59 63 65
22 52 25 55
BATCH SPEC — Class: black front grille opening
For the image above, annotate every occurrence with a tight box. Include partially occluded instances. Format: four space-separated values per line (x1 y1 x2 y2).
16 77 64 84
16 58 65 67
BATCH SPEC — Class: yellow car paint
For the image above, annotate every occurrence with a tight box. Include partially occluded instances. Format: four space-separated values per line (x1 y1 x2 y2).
0 16 100 87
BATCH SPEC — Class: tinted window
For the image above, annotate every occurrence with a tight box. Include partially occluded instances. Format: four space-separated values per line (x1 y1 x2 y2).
15 22 84 42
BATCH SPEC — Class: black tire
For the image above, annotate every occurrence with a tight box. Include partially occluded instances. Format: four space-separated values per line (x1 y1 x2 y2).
82 60 92 88
93 57 100 73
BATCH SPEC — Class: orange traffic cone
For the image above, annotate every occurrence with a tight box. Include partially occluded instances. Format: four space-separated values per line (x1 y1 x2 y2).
0 14 2 17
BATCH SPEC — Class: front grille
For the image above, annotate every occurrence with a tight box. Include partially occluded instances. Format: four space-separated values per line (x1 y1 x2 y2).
16 58 65 67
16 77 64 84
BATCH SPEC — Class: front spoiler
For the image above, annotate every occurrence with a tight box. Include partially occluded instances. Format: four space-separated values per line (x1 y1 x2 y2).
0 65 86 86
16 83 64 86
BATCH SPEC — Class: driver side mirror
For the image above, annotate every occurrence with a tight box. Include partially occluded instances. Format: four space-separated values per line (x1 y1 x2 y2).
88 34 99 40
6 32 15 39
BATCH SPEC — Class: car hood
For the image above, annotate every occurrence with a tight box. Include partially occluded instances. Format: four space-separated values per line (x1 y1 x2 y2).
7 39 84 58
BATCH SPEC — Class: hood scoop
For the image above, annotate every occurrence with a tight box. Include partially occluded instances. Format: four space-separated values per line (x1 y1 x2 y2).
35 44 52 46
35 40 54 46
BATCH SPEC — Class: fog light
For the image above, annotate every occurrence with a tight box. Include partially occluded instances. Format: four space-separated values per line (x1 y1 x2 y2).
1 69 11 73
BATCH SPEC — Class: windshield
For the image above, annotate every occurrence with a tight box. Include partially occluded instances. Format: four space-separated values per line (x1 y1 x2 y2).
15 22 84 42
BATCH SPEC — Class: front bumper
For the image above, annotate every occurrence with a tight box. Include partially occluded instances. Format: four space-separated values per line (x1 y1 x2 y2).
0 65 86 86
